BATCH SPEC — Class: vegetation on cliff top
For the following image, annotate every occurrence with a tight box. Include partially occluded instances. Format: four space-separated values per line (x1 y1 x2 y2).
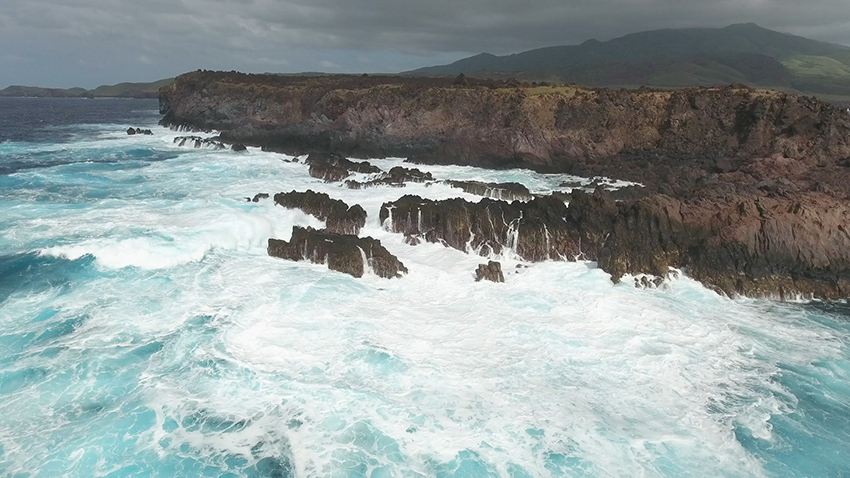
406 23 850 104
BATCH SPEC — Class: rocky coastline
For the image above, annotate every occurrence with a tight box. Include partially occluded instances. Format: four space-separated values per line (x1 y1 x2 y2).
160 71 850 299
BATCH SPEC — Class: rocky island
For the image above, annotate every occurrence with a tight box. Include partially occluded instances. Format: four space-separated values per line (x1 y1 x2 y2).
160 71 850 299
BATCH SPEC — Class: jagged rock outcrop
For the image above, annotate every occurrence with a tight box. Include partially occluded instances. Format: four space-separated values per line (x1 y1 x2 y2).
248 193 269 202
305 152 381 182
159 71 850 298
380 189 850 298
174 135 226 149
268 226 407 278
444 180 532 201
345 166 433 189
475 261 505 282
380 194 579 260
274 190 366 235
127 127 153 135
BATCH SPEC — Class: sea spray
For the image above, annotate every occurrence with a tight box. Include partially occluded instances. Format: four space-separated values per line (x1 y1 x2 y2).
1 98 849 477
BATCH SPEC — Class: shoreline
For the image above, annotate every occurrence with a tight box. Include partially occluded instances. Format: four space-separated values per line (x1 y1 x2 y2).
158 71 850 299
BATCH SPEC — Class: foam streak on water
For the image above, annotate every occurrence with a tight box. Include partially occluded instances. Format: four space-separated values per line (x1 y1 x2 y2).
0 99 849 477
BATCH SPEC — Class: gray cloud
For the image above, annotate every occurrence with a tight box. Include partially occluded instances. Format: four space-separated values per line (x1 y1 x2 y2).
2 0 849 88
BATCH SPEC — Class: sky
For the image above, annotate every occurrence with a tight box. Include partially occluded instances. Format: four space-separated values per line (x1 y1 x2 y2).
2 0 850 89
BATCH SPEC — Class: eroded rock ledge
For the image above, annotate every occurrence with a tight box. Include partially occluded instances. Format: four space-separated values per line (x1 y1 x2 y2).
381 190 850 299
268 226 407 278
161 71 850 298
159 72 850 184
273 190 366 235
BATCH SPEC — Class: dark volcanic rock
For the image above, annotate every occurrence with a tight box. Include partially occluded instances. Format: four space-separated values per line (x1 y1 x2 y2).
345 166 434 189
387 166 432 183
380 194 579 260
595 194 690 281
634 276 664 289
249 193 269 202
159 73 850 188
268 226 407 278
305 152 381 182
274 190 367 235
475 261 505 282
683 194 850 299
127 127 153 135
445 180 532 201
309 162 350 182
127 127 136 135
174 135 226 149
381 189 850 298
232 143 247 152
159 71 850 298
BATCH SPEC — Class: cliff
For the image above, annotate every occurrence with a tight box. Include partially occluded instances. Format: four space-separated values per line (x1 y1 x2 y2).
159 71 850 174
160 71 850 299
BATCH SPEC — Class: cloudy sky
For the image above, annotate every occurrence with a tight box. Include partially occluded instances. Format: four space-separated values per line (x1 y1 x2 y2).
2 0 849 88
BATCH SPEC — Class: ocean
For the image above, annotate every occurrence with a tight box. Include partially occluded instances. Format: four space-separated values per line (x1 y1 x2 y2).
0 97 848 477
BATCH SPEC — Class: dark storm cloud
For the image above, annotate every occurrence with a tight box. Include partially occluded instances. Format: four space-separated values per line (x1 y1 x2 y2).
2 0 849 88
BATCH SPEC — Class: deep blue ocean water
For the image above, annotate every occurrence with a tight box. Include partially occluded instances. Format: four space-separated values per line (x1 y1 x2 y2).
0 97 849 477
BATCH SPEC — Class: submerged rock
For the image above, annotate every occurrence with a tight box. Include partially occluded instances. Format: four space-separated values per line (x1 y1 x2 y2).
268 226 407 278
249 193 269 202
345 166 434 189
634 276 664 289
274 190 367 235
127 127 153 135
475 261 505 282
231 143 247 152
305 152 381 182
174 135 226 150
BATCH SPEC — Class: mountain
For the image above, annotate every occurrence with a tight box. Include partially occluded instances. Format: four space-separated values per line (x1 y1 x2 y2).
0 78 173 98
406 24 850 99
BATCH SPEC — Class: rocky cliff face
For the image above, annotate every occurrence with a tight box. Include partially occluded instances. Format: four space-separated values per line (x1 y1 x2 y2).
160 72 850 176
161 71 850 299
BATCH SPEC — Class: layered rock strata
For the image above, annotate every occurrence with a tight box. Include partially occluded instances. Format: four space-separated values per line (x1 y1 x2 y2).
160 71 850 298
381 190 850 299
159 72 850 183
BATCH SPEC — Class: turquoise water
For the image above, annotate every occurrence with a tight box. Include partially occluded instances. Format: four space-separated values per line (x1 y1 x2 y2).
0 98 849 477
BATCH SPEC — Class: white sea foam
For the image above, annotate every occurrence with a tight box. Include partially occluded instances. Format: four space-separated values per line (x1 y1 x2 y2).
2 121 849 477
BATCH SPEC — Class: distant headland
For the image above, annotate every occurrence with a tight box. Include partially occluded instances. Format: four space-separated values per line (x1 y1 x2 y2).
0 79 173 99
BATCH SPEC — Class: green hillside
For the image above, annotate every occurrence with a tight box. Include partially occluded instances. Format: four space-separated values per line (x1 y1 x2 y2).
406 23 850 101
0 79 173 98
89 78 174 98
